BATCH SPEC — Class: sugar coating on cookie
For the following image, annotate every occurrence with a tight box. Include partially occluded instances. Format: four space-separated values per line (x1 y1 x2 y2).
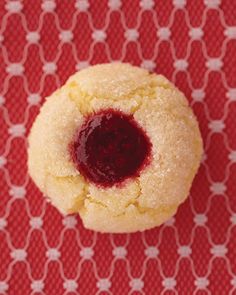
28 63 203 233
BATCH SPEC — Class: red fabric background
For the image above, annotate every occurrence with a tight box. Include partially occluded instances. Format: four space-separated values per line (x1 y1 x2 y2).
0 0 236 294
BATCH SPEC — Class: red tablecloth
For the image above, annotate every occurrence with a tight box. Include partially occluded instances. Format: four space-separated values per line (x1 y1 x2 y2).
0 0 236 294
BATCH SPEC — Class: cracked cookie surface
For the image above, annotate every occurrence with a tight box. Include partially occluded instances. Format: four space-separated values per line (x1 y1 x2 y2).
28 63 203 233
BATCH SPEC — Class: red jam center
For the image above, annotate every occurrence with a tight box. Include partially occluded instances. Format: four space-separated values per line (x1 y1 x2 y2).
71 109 152 187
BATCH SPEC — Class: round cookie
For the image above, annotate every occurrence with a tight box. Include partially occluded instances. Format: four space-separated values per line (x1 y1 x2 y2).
28 63 203 233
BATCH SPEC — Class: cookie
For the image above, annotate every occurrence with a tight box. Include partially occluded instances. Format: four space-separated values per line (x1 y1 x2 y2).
28 63 203 233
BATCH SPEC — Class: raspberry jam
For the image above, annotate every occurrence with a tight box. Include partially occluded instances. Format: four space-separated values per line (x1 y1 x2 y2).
71 109 152 187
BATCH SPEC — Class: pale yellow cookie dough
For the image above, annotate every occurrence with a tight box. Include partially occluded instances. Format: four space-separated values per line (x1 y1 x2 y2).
28 63 203 233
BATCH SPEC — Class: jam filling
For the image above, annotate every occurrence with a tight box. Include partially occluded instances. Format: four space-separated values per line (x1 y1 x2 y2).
71 109 152 187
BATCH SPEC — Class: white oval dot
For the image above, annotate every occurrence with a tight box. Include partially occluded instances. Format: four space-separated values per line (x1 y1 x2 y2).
11 249 27 261
59 30 73 42
8 124 26 136
63 280 78 292
96 279 111 291
31 280 44 292
129 279 144 291
0 218 7 230
157 27 171 40
165 216 175 226
30 217 43 229
194 214 207 225
178 245 192 257
210 182 226 194
125 29 139 41
174 59 188 70
0 282 8 293
189 28 204 40
210 245 228 256
43 62 57 74
92 30 106 42
192 89 205 101
46 248 61 260
26 32 40 43
108 0 122 9
141 60 156 71
204 0 221 8
173 0 186 8
0 95 5 106
9 186 26 199
76 61 90 71
140 0 154 9
27 93 41 105
112 246 127 258
194 277 209 289
162 278 176 289
230 214 236 225
226 89 236 101
41 0 56 12
224 27 236 39
5 1 22 12
0 156 6 168
208 120 225 132
206 58 223 71
75 0 89 11
229 151 236 162
6 63 24 75
145 246 159 258
231 277 236 287
80 247 94 259
62 216 77 228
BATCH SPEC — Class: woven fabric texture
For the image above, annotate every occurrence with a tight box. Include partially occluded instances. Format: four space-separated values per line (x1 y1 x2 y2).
0 0 236 294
